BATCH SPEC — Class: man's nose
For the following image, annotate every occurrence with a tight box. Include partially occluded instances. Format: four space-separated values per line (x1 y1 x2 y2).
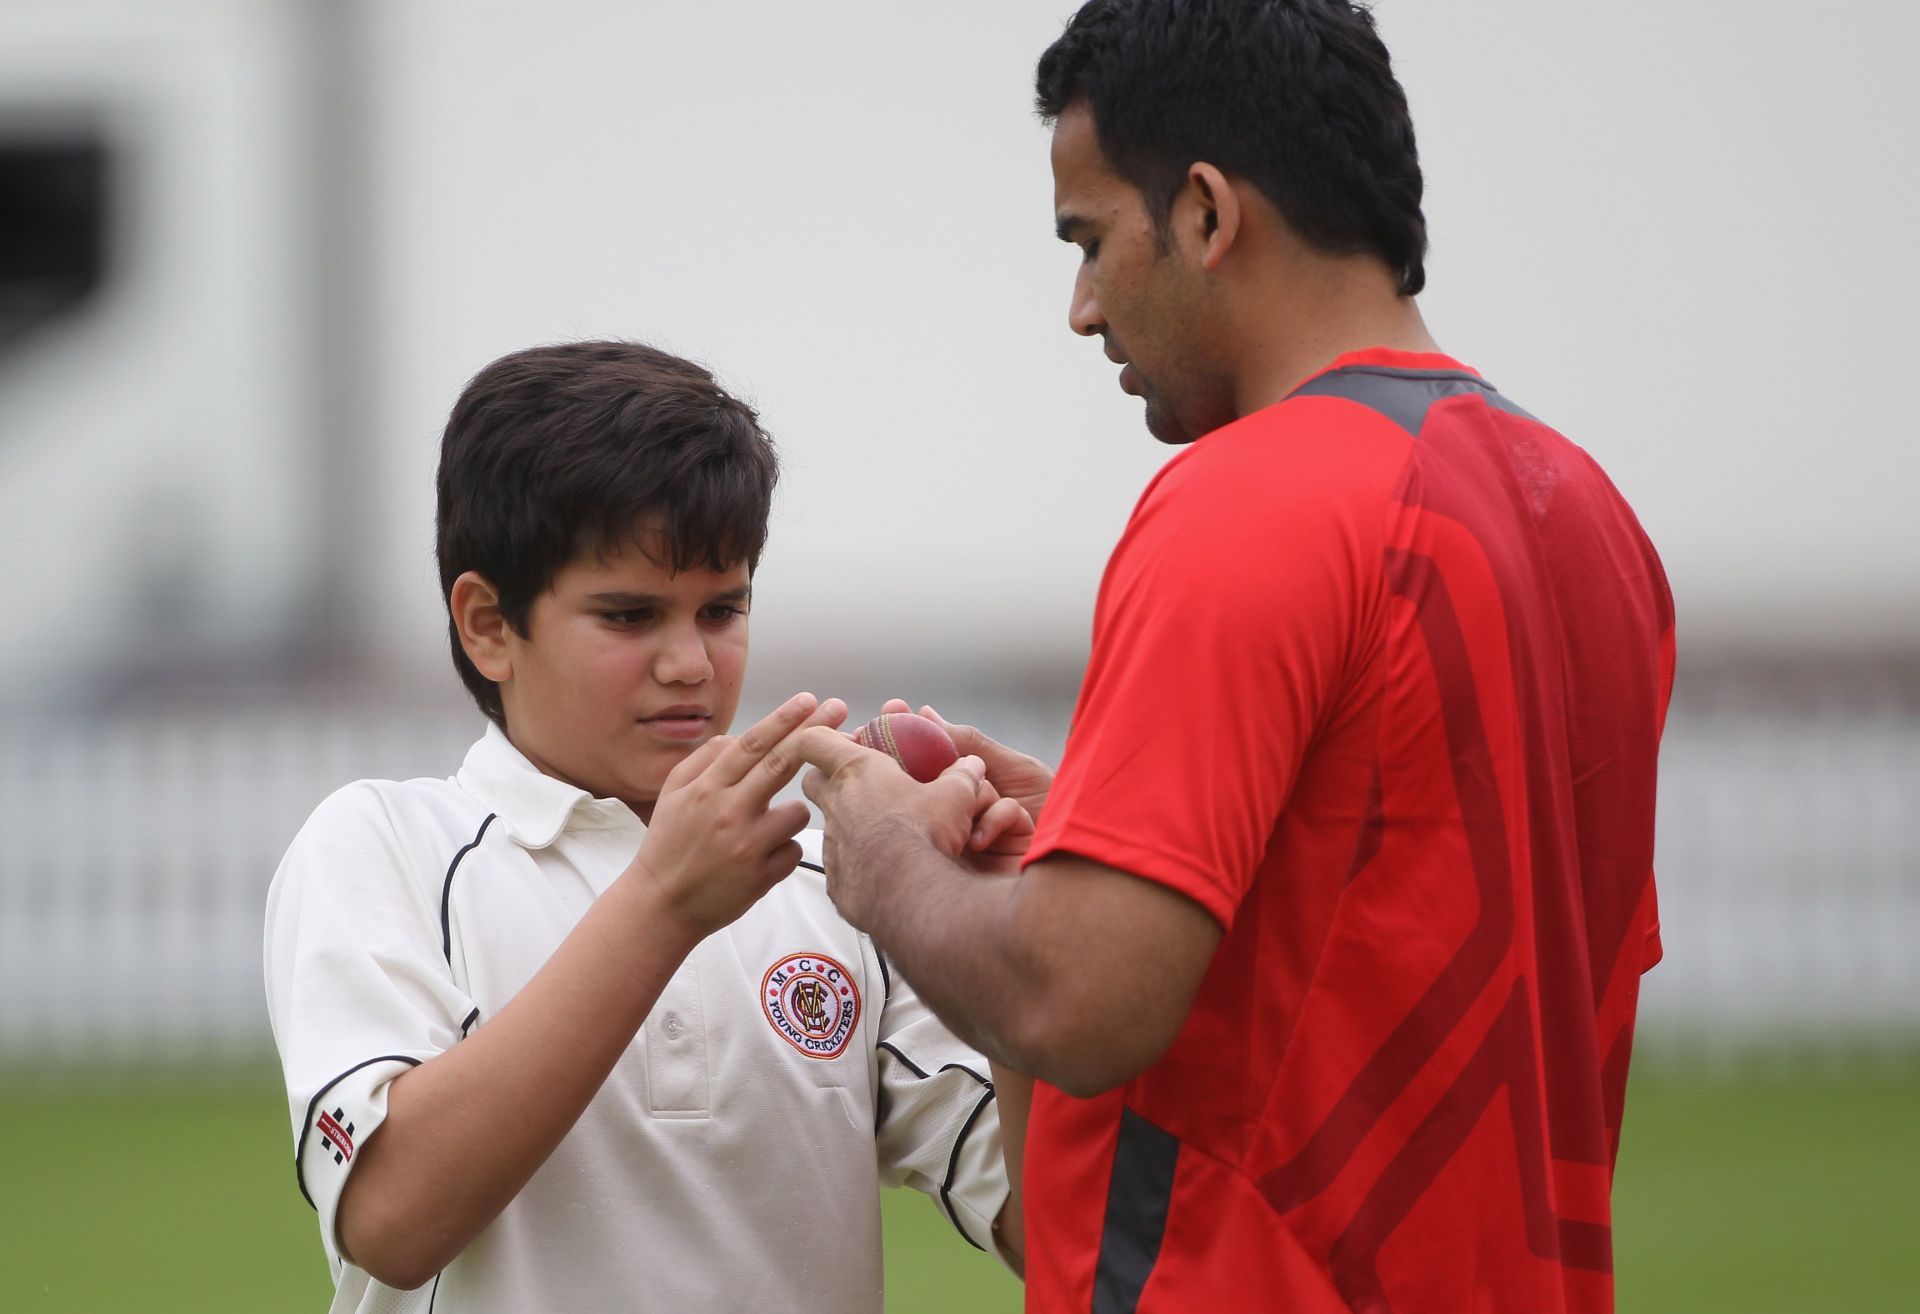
1068 266 1103 338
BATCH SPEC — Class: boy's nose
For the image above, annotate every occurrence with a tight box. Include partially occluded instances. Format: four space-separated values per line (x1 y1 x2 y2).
654 630 714 685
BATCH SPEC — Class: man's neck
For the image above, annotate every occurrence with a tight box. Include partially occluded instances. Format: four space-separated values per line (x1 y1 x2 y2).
1230 260 1439 419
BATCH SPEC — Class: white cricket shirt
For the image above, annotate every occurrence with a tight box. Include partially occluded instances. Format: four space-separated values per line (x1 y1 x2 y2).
264 724 1009 1313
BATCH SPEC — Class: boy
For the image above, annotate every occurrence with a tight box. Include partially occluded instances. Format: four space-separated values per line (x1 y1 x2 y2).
264 341 1024 1313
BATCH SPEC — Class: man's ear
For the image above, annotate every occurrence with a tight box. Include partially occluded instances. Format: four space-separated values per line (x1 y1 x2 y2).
1185 162 1241 271
450 571 514 683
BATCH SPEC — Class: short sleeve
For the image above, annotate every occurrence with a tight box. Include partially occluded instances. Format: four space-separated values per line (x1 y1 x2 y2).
1027 418 1398 928
869 948 1010 1263
262 782 481 1271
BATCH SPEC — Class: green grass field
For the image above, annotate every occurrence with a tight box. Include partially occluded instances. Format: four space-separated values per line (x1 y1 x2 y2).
1 1064 1912 1312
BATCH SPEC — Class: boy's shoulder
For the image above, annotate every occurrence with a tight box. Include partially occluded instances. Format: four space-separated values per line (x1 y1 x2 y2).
278 772 491 899
301 772 487 840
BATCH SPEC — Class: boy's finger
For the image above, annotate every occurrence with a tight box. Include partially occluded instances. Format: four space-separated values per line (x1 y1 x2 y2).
662 734 733 791
709 693 820 786
881 698 912 715
736 703 853 805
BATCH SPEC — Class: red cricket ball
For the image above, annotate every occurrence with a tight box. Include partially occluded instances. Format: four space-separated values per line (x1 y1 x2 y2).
851 712 959 784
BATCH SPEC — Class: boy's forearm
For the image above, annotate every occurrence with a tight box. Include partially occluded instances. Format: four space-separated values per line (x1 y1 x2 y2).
987 1059 1031 1275
338 874 700 1289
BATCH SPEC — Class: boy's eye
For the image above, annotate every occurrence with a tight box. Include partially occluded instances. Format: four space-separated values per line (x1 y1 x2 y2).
701 604 747 623
602 609 653 625
1081 240 1100 264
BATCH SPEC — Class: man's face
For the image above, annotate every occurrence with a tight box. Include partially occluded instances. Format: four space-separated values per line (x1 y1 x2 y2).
495 535 750 819
1050 103 1232 445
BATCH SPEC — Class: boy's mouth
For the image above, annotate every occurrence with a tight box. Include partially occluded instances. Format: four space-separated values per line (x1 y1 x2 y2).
639 706 712 740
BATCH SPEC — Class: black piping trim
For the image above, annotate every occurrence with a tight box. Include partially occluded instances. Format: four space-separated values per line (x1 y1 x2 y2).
796 859 826 876
939 1083 999 1252
440 814 498 965
877 1041 992 1094
459 1007 481 1037
875 950 892 1001
294 1053 423 1209
877 1040 927 1079
427 1272 441 1311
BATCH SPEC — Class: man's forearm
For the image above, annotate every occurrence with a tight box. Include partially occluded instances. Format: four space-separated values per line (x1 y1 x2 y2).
849 821 1073 1079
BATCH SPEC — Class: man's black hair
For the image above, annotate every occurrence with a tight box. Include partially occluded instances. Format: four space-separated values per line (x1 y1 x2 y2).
435 340 778 726
1036 0 1428 295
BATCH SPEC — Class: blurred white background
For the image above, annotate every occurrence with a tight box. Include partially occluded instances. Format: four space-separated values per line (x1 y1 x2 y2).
1 0 1916 1065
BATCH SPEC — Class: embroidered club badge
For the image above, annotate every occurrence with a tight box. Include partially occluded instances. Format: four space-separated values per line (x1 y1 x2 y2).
762 952 861 1059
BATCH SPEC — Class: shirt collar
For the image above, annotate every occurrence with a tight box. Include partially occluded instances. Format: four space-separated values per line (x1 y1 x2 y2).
456 722 645 849
1292 346 1483 391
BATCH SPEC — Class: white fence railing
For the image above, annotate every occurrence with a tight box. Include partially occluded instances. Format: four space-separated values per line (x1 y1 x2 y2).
2 662 1915 1068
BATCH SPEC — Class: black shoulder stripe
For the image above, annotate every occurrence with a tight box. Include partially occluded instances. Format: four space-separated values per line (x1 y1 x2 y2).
875 950 891 1001
1286 363 1537 435
440 813 498 965
797 859 826 876
459 1007 481 1038
939 1084 999 1252
294 1053 423 1210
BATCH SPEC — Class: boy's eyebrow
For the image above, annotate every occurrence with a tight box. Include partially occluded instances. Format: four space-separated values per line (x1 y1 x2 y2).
586 586 753 608
1056 212 1093 243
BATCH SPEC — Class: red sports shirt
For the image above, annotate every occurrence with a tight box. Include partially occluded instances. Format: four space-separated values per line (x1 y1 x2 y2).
1022 349 1674 1313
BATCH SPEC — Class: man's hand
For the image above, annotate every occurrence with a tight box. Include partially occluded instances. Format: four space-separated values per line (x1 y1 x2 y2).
629 693 847 938
792 725 989 929
880 700 1055 825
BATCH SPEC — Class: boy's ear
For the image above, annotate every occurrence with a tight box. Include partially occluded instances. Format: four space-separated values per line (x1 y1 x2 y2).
450 571 514 683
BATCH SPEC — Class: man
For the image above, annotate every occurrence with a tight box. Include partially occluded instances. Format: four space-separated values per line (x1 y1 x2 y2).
797 2 1674 1311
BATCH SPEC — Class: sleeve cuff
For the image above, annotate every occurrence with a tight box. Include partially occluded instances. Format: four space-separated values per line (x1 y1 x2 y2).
294 1054 420 1269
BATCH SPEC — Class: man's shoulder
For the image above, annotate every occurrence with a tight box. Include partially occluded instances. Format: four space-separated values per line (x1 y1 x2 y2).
1150 394 1414 518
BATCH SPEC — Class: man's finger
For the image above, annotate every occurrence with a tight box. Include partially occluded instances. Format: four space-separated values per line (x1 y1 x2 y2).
929 755 988 815
801 765 829 808
921 705 987 756
971 796 1035 854
881 698 912 715
789 722 873 776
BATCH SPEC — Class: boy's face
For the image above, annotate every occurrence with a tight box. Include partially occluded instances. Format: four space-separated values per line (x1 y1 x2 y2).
496 536 751 820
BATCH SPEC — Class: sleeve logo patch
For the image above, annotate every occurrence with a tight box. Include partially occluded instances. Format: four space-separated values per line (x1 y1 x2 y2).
761 952 861 1059
317 1107 356 1165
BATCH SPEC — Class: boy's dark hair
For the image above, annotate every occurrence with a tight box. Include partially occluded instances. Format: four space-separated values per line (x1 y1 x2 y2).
1036 0 1428 295
435 340 778 726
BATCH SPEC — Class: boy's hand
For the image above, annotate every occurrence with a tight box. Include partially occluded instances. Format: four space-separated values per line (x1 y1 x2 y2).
880 699 1055 826
629 693 848 938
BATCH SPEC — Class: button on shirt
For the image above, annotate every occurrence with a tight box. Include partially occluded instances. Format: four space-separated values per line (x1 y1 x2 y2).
265 724 1008 1314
